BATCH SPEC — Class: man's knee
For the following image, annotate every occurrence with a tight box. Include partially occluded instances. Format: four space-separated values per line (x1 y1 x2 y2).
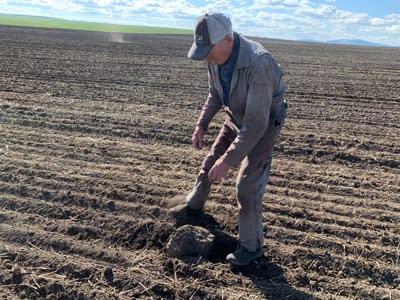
237 179 259 212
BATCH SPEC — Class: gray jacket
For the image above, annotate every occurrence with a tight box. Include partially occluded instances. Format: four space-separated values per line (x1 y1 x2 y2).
197 34 285 167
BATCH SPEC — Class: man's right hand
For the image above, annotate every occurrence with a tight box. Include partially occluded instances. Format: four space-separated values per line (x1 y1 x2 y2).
192 125 205 149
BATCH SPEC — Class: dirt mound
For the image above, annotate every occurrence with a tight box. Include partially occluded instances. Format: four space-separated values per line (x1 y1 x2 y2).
166 225 215 258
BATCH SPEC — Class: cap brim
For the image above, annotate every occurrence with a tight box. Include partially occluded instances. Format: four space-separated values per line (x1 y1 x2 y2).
187 41 213 60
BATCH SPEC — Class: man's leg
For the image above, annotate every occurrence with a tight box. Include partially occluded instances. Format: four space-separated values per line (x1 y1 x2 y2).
227 100 287 265
237 100 286 250
186 123 236 210
226 143 275 266
236 149 274 251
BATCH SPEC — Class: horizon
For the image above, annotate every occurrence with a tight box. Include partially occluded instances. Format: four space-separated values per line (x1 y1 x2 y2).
1 13 398 48
1 0 399 47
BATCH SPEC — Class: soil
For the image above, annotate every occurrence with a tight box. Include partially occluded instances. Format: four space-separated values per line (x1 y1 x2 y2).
0 26 399 299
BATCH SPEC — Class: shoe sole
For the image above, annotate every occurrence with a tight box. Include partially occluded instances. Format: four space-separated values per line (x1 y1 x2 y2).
168 206 203 218
226 252 263 266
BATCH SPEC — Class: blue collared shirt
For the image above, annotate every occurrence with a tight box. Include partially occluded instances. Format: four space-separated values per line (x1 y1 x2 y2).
218 32 240 106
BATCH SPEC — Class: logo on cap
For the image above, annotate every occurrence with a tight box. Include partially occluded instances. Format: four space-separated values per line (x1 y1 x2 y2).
195 17 210 45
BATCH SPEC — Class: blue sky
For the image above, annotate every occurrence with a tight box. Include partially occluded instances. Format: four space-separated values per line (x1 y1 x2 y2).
1 0 399 46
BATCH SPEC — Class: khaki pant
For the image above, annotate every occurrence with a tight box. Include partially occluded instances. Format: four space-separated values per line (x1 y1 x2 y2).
186 100 287 252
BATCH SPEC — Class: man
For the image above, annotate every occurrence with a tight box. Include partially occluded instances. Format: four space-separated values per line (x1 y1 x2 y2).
170 13 287 266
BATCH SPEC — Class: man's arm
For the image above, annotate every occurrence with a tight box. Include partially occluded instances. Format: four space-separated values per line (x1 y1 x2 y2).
192 125 205 149
196 69 223 129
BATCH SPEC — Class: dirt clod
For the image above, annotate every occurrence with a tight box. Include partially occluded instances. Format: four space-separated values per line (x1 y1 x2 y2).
166 225 215 258
103 267 114 283
11 267 23 284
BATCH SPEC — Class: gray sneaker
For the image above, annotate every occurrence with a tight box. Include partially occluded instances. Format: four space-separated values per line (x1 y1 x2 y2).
169 204 203 219
226 246 263 266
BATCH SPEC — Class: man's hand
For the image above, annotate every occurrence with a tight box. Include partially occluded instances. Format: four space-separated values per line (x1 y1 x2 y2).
192 125 205 149
208 158 231 182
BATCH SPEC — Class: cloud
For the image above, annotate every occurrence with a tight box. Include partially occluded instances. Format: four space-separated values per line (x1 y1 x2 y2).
93 0 200 19
296 4 336 18
384 24 400 33
370 17 389 26
93 0 115 7
368 14 400 33
254 0 309 8
297 3 368 23
251 0 310 11
6 0 87 13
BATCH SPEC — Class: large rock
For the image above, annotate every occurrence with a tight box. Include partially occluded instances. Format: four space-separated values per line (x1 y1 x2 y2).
166 225 215 258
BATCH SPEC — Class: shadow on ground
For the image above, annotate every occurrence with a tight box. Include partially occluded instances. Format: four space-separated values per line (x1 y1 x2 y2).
232 258 317 300
172 212 316 300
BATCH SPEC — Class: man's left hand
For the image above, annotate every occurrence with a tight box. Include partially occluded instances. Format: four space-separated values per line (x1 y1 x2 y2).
208 158 231 182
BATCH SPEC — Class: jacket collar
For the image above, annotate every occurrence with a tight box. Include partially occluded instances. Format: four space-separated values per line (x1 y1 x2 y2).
235 34 252 69
208 33 259 100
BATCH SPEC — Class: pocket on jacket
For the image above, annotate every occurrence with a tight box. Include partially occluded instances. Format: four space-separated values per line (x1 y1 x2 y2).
270 100 287 128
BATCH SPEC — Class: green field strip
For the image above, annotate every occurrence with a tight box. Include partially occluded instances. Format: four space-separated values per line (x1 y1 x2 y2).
0 14 192 34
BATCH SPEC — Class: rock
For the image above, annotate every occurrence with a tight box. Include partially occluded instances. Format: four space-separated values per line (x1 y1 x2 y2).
103 267 114 283
106 201 116 211
11 267 23 284
48 282 66 294
166 225 215 258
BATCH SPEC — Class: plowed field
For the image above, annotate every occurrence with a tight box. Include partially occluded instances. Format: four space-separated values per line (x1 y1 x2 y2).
0 26 399 300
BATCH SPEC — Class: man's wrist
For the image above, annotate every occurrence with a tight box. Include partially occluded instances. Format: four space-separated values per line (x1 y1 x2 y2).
195 123 207 131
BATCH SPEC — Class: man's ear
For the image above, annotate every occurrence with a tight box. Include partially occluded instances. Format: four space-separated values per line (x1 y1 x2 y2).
226 34 233 43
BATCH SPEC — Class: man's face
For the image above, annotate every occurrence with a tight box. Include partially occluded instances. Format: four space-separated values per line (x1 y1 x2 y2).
205 37 231 65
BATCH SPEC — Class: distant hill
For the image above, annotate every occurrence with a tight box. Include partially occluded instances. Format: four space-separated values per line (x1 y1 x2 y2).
299 38 391 47
326 39 387 47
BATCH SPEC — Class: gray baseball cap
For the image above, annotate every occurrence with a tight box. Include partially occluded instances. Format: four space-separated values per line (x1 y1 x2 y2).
188 13 232 60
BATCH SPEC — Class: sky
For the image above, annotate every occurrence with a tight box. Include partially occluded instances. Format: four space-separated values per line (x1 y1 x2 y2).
1 0 400 46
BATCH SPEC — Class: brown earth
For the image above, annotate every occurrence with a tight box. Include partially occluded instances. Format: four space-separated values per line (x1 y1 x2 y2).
0 26 399 299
